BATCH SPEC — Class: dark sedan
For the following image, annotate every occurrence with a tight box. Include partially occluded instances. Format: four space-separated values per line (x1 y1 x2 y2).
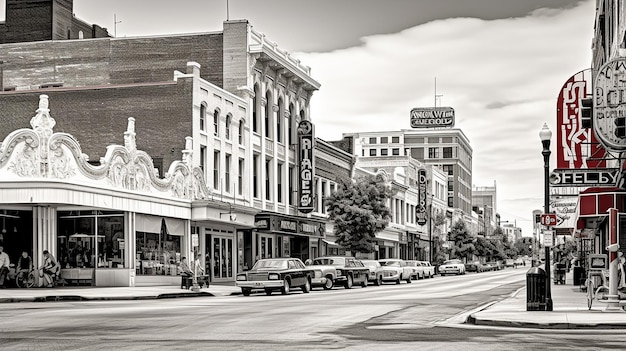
235 258 313 296
464 261 485 273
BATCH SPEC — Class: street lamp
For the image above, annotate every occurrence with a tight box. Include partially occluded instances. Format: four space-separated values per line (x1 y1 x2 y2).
539 123 553 311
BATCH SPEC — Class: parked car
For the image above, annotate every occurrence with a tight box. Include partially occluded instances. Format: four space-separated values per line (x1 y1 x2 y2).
405 260 426 279
465 261 485 273
235 258 314 296
417 261 436 278
309 256 369 289
482 262 495 271
360 259 384 286
379 258 413 284
438 259 466 276
487 261 504 271
505 259 518 268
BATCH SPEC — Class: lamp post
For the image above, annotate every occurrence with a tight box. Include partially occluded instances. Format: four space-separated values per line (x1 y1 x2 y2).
539 123 553 311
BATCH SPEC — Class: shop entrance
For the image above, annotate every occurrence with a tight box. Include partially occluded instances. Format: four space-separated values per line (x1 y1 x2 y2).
211 235 234 280
259 234 274 259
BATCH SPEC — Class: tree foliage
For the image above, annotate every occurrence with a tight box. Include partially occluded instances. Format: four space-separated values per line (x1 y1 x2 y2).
449 220 474 261
325 175 392 254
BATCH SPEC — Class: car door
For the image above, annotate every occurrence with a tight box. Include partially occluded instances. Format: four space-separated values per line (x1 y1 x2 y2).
288 259 303 286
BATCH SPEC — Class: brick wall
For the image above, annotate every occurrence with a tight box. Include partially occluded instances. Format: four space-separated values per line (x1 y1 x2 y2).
0 33 224 89
0 80 193 170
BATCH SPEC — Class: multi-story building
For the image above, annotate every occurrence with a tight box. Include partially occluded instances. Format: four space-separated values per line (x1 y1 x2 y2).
472 182 497 237
0 0 354 285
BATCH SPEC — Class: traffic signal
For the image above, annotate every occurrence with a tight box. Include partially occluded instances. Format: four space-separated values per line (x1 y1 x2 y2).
616 117 626 138
580 98 593 129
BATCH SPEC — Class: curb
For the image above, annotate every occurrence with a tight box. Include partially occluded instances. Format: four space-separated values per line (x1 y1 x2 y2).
0 291 244 303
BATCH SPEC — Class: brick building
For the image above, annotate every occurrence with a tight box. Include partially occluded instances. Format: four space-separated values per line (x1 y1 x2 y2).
0 2 355 286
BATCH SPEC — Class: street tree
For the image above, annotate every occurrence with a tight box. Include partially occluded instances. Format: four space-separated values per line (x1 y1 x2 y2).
326 174 392 255
449 220 475 262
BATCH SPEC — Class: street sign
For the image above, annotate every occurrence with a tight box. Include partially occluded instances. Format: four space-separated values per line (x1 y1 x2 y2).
543 230 554 247
540 213 557 226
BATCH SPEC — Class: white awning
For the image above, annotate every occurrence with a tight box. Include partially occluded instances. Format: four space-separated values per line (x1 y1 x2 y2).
163 217 185 236
322 239 339 247
136 214 162 234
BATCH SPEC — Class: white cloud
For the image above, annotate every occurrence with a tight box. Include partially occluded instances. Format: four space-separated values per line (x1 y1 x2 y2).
296 1 594 236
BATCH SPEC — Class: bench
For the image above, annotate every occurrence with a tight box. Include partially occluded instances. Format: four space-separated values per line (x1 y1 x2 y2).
180 275 210 289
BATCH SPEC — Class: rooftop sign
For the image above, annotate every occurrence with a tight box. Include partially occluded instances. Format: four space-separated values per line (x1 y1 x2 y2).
410 107 455 128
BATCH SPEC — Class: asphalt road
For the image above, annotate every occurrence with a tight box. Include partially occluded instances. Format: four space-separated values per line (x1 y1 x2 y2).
2 268 626 350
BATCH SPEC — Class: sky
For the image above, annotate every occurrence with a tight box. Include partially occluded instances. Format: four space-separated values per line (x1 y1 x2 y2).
1 0 595 237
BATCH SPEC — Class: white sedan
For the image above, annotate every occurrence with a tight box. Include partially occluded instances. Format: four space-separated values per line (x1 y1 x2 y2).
438 259 466 276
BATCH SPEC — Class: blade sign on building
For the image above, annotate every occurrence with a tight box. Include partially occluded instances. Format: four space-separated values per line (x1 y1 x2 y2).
410 107 455 128
298 120 315 213
556 69 606 168
594 58 626 151
416 169 428 225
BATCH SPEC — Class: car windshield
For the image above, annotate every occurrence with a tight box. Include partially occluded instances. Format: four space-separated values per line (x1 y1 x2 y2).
380 261 401 267
360 260 380 267
313 258 345 266
252 260 288 270
443 260 462 265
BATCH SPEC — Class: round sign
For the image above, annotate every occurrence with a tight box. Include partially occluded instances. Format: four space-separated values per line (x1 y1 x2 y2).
593 58 626 151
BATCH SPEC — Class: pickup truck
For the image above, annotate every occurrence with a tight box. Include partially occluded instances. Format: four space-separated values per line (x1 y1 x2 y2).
417 261 436 278
308 256 370 289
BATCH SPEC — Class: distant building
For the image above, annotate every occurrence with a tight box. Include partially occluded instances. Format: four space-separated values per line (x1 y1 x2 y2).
0 0 110 44
472 182 497 236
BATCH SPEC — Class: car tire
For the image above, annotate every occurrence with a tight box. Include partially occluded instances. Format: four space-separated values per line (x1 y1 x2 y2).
396 278 401 284
376 276 382 286
241 288 251 296
302 278 311 293
281 279 290 295
323 276 334 290
345 274 353 289
406 275 412 284
361 278 367 288
265 289 272 296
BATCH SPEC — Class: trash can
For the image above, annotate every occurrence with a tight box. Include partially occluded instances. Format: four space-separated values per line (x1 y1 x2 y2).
572 266 584 286
526 267 547 311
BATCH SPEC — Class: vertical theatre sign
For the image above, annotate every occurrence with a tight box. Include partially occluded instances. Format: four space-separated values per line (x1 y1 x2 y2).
416 169 428 225
556 69 606 169
298 120 315 213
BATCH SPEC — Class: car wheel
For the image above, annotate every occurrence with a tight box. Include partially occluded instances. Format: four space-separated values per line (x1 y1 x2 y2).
406 274 412 284
265 289 272 296
323 276 334 290
302 278 311 293
281 279 290 295
361 278 367 288
376 276 382 286
241 288 251 296
396 278 401 284
345 274 353 289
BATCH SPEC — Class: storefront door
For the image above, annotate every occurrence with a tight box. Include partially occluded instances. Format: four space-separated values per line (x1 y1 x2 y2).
211 236 234 280
259 234 274 259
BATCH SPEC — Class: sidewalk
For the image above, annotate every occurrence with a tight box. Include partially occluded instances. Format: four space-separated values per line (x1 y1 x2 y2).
0 282 242 303
468 270 626 329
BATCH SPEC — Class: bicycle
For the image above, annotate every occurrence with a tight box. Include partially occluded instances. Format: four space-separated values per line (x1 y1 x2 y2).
15 269 36 288
586 262 626 310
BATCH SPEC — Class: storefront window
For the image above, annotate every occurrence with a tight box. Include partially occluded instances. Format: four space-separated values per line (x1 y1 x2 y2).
136 218 182 276
57 211 125 269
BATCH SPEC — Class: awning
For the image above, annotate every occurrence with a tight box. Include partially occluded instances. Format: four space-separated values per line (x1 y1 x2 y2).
322 239 339 247
135 214 162 234
163 218 185 236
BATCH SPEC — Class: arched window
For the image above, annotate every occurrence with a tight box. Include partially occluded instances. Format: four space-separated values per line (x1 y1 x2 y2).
200 103 207 131
225 114 232 140
238 120 244 144
276 98 283 143
253 84 260 133
265 91 272 138
213 109 220 137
